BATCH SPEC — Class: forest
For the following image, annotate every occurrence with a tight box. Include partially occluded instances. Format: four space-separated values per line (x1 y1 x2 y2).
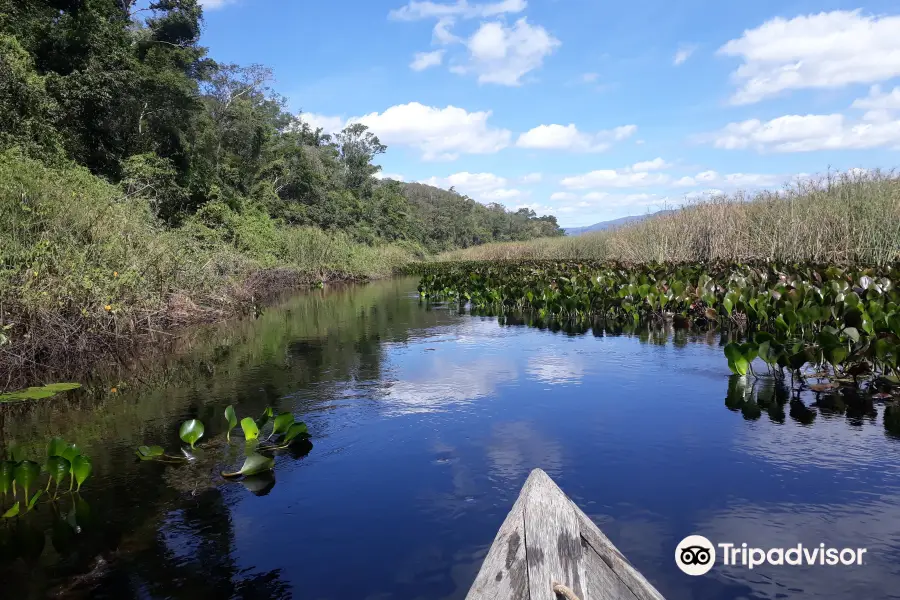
0 0 562 381
0 0 561 250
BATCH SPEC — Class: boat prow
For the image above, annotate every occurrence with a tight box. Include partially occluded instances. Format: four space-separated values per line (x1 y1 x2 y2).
465 468 666 600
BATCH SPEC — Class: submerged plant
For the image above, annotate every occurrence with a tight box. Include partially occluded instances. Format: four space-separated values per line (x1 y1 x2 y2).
0 438 92 517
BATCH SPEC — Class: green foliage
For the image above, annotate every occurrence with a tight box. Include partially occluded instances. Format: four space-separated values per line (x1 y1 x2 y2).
221 453 274 478
71 456 91 491
240 417 259 441
224 405 238 442
0 383 80 403
418 260 900 389
179 419 205 449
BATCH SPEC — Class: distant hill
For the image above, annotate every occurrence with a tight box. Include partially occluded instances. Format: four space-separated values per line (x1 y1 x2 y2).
564 210 674 236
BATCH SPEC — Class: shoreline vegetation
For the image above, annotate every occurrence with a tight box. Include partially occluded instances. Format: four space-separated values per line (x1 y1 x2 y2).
437 170 900 265
0 1 561 390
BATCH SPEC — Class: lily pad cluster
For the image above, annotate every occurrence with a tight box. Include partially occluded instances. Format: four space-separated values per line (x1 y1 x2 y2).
1 439 92 519
136 405 310 482
419 260 900 388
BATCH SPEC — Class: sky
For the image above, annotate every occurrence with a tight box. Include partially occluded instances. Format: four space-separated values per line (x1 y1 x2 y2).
198 0 900 227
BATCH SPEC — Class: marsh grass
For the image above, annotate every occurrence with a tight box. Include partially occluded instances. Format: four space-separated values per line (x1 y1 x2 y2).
0 152 419 387
439 170 900 265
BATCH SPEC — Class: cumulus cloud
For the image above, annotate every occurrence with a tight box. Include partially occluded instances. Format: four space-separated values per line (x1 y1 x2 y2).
420 172 524 201
719 10 900 104
450 18 560 85
297 112 346 134
673 44 696 66
673 170 781 189
710 113 900 152
389 0 526 21
299 103 511 161
410 50 445 71
517 123 636 152
353 102 511 160
631 157 669 171
560 168 669 190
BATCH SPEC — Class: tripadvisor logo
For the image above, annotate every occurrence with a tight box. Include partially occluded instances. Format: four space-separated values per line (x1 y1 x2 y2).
675 535 867 576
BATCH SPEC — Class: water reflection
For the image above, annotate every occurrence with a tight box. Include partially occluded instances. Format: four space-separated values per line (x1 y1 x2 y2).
1 278 898 599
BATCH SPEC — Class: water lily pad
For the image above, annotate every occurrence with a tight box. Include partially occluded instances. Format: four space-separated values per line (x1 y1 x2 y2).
0 383 81 403
135 446 165 460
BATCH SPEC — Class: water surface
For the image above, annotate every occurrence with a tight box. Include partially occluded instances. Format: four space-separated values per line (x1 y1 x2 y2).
2 277 899 599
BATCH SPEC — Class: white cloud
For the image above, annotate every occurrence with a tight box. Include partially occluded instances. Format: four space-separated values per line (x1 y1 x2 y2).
560 169 670 190
632 157 669 171
432 18 461 44
199 0 236 9
519 172 542 183
581 192 609 201
375 173 406 181
852 85 900 122
710 113 900 152
420 171 523 201
410 50 445 71
673 44 696 66
550 191 578 201
454 18 560 86
297 112 346 134
517 123 636 152
719 10 900 105
348 102 511 160
389 0 527 21
674 170 781 189
581 72 599 83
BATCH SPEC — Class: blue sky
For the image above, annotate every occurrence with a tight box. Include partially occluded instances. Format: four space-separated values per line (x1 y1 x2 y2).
199 0 900 227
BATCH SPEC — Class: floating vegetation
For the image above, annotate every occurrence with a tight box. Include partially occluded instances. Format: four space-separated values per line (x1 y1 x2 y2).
0 438 92 520
0 383 81 403
136 405 311 486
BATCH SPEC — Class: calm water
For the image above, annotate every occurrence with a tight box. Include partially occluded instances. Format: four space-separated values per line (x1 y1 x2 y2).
2 277 900 599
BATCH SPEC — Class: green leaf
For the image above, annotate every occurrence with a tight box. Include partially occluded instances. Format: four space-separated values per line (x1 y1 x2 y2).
241 417 259 441
225 406 238 442
255 407 274 430
0 461 12 497
221 453 274 478
45 456 70 488
14 461 40 498
27 490 43 511
271 412 294 437
135 446 165 460
72 456 92 491
2 502 19 518
0 382 81 403
724 342 743 363
179 419 205 449
283 422 309 443
60 444 80 465
47 437 67 458
843 327 860 343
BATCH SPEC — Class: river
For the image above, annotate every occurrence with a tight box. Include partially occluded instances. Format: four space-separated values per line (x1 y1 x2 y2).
2 277 899 599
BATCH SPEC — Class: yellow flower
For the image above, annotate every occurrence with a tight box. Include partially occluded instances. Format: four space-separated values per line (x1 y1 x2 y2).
114 271 118 278
32 271 38 277
104 305 112 311
110 387 117 393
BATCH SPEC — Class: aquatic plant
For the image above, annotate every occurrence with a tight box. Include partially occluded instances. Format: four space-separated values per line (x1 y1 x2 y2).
0 438 91 518
419 261 900 394
136 407 311 485
0 383 81 403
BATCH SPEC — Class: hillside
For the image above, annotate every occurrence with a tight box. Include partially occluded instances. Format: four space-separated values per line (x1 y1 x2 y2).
565 210 674 236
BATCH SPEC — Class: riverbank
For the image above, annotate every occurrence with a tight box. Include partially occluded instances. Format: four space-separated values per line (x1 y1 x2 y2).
438 170 900 265
0 154 422 390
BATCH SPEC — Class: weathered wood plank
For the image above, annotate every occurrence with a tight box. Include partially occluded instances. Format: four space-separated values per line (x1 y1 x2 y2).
465 484 528 600
582 537 640 600
464 468 666 600
524 469 589 600
571 501 666 600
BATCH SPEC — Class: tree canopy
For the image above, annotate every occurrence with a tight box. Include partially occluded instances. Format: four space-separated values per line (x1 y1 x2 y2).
0 0 563 252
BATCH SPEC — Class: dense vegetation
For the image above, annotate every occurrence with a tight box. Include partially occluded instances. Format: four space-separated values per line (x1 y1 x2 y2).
418 260 900 422
439 170 900 265
0 0 560 385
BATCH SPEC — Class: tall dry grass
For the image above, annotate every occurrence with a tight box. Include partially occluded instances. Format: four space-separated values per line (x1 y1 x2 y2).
439 170 900 265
